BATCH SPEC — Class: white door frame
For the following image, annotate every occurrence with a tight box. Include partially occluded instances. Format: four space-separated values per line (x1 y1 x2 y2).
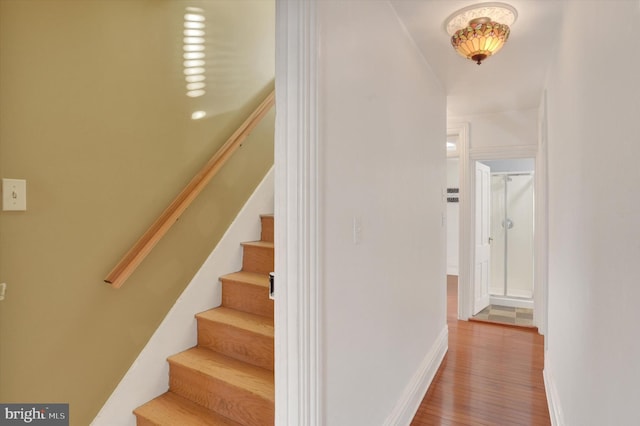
459 144 546 332
447 123 471 320
274 1 322 425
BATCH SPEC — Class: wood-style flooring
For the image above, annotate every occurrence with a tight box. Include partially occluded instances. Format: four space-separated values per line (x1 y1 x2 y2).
411 276 550 425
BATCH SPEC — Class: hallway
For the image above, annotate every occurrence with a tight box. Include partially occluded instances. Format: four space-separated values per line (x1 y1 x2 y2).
411 276 550 425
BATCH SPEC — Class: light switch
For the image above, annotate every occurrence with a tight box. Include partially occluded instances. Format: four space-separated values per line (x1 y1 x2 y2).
353 216 362 245
2 178 27 211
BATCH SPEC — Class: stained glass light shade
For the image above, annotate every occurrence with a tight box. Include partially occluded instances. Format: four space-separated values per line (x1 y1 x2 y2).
445 3 517 65
451 18 510 65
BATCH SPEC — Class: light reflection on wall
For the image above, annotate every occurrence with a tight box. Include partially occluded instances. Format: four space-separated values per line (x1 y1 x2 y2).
184 7 207 120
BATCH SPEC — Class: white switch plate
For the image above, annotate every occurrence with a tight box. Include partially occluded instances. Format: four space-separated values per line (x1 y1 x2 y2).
353 216 362 245
2 178 27 211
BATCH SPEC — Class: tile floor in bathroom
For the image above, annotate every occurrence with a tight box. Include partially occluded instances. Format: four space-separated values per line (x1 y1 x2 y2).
472 304 534 327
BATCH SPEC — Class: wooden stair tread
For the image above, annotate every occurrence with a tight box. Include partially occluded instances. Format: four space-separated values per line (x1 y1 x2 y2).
220 271 269 288
134 392 242 426
196 307 274 338
259 214 273 218
169 347 274 402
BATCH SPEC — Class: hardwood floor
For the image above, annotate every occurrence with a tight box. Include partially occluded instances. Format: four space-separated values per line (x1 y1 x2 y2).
411 276 550 425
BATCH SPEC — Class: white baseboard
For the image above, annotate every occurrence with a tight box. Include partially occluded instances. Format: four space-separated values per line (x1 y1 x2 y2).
383 325 448 426
91 167 274 426
543 363 565 426
446 265 459 275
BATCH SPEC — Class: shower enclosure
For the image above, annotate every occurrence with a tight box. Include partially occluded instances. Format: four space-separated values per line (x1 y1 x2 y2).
489 172 534 303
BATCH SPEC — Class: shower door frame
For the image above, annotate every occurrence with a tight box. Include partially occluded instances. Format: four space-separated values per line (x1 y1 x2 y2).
489 171 535 302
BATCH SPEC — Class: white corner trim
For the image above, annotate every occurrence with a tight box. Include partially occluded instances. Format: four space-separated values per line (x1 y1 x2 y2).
383 326 448 426
275 0 322 424
543 364 566 426
91 167 274 426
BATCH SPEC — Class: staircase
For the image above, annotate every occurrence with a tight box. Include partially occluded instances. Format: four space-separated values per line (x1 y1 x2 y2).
134 215 274 426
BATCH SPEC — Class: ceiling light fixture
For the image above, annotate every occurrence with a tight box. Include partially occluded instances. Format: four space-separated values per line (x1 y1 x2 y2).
444 2 517 65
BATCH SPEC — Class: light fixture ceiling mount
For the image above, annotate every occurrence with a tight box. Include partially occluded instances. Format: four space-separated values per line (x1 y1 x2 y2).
444 2 517 65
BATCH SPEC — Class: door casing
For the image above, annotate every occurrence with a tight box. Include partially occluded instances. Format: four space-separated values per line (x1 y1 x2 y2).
452 134 546 330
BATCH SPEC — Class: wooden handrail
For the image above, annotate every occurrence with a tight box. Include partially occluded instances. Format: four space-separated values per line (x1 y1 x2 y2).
105 90 275 288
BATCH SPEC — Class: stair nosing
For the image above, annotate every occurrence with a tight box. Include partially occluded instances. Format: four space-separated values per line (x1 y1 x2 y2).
196 307 274 337
134 392 243 425
220 271 270 288
240 241 274 248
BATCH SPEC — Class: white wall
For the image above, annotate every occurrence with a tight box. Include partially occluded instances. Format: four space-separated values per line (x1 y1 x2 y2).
544 1 640 425
317 1 447 424
450 107 538 150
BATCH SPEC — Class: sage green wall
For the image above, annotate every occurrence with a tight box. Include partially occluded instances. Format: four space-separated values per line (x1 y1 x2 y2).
0 1 274 425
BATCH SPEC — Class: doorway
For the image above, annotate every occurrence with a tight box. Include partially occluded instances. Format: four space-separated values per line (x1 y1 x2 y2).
473 158 535 326
446 122 546 333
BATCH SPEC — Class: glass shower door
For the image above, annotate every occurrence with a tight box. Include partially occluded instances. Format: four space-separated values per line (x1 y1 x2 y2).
489 173 534 299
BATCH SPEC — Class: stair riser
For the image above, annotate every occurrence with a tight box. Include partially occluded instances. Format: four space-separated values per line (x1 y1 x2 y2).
197 321 274 371
260 216 274 243
169 364 274 426
222 280 274 317
241 246 274 275
134 417 154 426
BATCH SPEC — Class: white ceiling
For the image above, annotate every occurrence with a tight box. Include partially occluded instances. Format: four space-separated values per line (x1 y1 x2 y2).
390 0 565 117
